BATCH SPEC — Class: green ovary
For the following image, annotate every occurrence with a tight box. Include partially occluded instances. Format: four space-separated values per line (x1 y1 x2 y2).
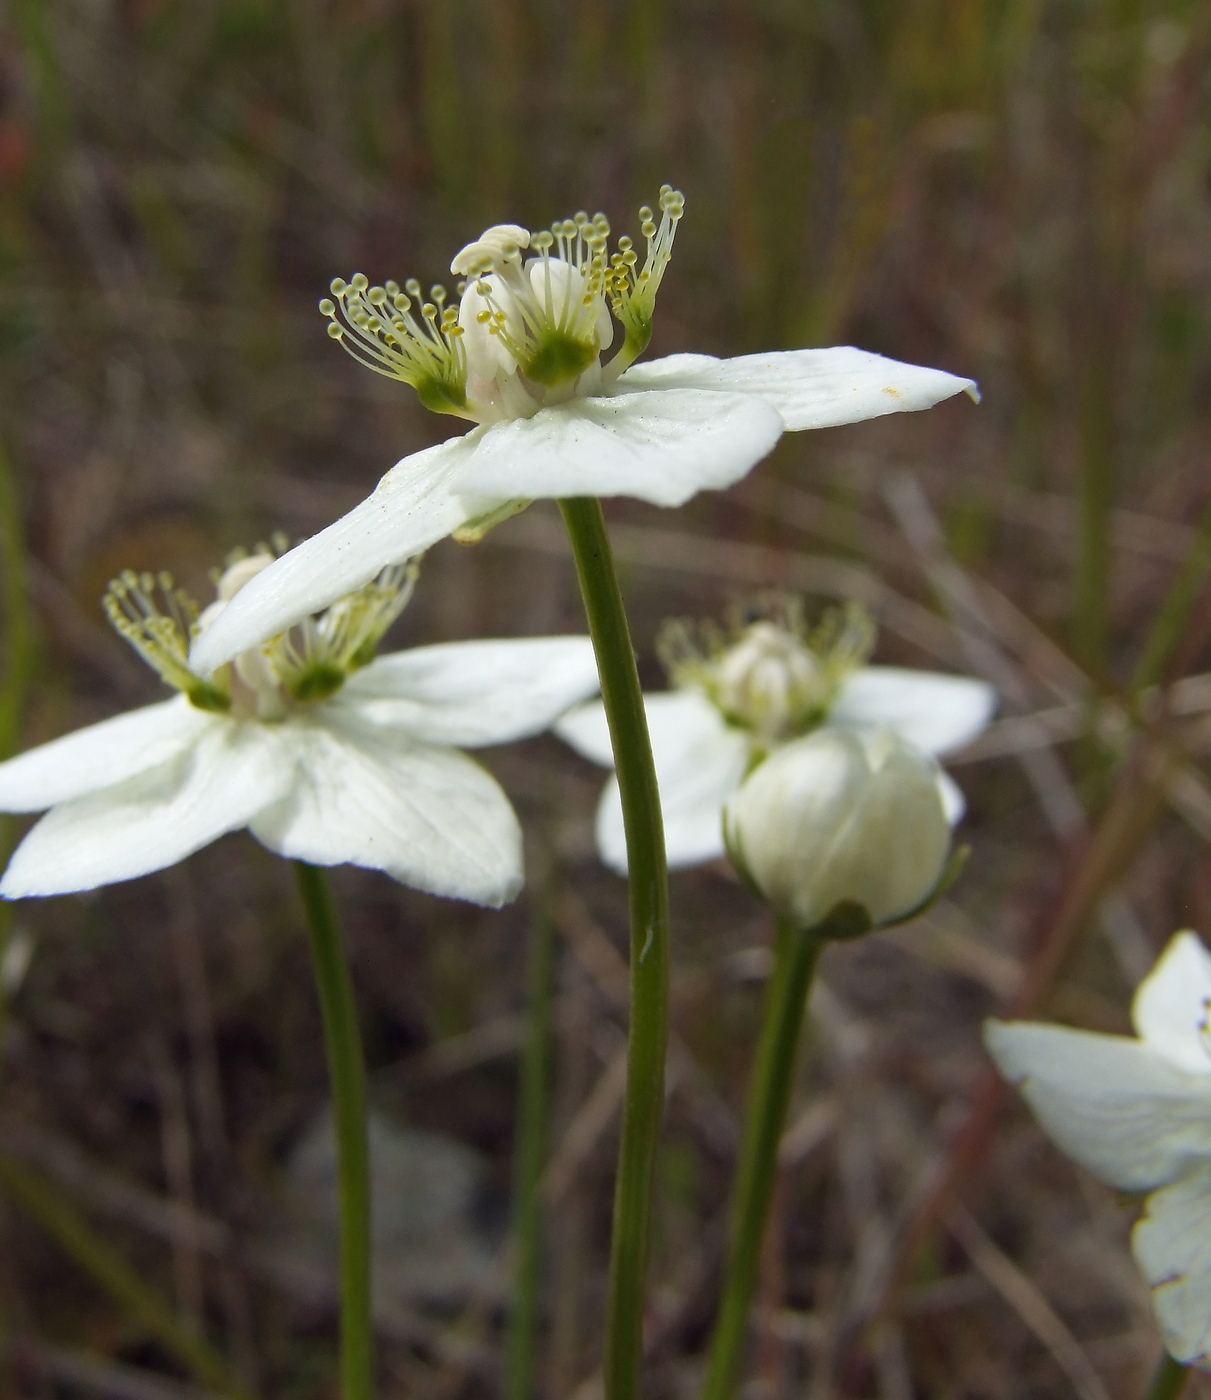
523 333 599 388
289 663 347 703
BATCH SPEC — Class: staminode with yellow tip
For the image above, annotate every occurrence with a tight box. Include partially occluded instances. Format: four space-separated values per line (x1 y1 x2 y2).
191 186 978 679
0 549 601 905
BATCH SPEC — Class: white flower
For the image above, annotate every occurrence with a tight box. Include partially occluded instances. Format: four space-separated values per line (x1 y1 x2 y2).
189 189 977 676
0 554 600 908
554 599 995 873
723 726 952 932
985 932 1211 1369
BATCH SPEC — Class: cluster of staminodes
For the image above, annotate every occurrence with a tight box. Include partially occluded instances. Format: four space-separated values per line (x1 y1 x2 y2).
659 596 876 752
318 186 685 421
103 553 416 719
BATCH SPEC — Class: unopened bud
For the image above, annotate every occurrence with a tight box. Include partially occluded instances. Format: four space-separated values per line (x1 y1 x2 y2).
723 726 952 934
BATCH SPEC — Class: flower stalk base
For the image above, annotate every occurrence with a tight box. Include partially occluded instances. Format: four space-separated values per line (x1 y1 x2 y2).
294 861 374 1400
558 497 671 1400
703 915 824 1400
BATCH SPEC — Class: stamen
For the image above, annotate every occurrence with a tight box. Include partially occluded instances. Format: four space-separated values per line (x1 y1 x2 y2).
271 561 419 702
659 595 875 746
464 211 612 389
104 571 230 712
604 185 685 373
322 187 683 412
319 274 472 419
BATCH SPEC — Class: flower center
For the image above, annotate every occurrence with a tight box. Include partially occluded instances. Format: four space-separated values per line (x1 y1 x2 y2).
659 597 875 750
319 187 684 425
104 551 417 721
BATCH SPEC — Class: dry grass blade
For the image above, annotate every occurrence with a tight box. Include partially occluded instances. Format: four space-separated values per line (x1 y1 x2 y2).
946 1206 1112 1400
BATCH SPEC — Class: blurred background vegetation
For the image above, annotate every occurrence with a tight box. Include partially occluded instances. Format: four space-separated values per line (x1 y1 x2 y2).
2 0 1211 1397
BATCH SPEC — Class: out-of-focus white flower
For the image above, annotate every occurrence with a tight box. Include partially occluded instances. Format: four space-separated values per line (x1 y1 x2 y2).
986 931 1211 1370
189 189 977 676
556 598 995 873
0 553 599 908
722 726 952 932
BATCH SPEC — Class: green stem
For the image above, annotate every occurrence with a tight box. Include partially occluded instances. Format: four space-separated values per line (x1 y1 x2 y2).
703 916 824 1400
293 862 373 1400
504 893 557 1400
0 1150 247 1398
1143 1354 1188 1400
0 428 35 1063
558 497 670 1400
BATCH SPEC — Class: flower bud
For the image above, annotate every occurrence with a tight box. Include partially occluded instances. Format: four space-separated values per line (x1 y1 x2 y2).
723 726 951 933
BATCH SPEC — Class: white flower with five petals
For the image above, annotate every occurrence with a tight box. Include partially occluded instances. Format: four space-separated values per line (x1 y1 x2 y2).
0 554 599 907
986 932 1211 1370
190 189 977 676
555 599 994 873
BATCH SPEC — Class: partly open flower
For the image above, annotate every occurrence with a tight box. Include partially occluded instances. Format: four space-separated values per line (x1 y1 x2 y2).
190 189 977 676
723 726 953 933
555 596 995 873
986 932 1211 1370
0 551 599 907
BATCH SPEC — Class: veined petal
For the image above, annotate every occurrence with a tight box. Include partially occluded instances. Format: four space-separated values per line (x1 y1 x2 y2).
250 713 522 908
831 668 996 755
984 1019 1211 1192
617 348 977 431
451 388 785 507
1132 932 1211 1077
562 691 750 873
1132 1167 1211 1369
338 637 599 747
0 697 214 812
1 722 293 897
189 435 503 674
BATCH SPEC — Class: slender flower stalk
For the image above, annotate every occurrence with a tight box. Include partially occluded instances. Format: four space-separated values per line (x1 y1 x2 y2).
294 862 373 1400
558 497 670 1400
702 917 823 1400
504 891 557 1400
704 726 961 1400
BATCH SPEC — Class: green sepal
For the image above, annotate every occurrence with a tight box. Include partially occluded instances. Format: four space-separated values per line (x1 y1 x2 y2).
797 845 971 941
453 498 532 544
881 843 970 929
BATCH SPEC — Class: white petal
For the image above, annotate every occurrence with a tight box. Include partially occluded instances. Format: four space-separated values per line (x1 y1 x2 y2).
554 699 613 768
984 1019 1211 1192
451 388 785 507
936 769 967 825
1133 1167 1211 1369
831 668 997 755
338 637 599 747
189 435 502 674
0 697 211 812
249 713 522 908
617 348 977 431
1132 932 1211 1076
1 722 293 897
580 692 750 874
